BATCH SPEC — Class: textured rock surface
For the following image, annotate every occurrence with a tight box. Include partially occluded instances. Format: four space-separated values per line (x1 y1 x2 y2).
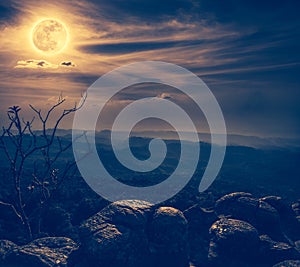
259 235 300 265
183 204 217 266
1 192 300 267
77 200 189 267
148 207 187 253
148 206 189 267
215 192 283 240
208 218 260 266
77 200 152 267
273 260 300 267
262 196 300 241
79 200 152 237
5 237 78 267
0 240 18 261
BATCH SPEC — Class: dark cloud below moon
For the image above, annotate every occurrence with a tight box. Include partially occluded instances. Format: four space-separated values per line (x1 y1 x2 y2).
15 60 58 69
60 61 76 67
14 60 76 69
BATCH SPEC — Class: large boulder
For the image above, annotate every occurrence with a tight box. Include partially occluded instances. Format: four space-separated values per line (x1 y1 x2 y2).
262 196 300 241
78 200 152 267
148 206 189 267
79 200 152 238
215 192 283 240
183 204 217 266
214 192 253 211
77 200 189 267
184 205 217 232
273 260 300 267
208 218 260 266
5 237 78 267
80 222 148 266
259 235 300 265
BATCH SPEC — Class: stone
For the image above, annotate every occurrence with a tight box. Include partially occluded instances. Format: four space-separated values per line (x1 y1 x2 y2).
79 200 152 238
273 260 300 267
82 223 148 266
6 237 78 267
184 204 217 232
78 200 153 267
78 200 189 267
183 204 217 266
208 218 260 266
215 192 253 211
259 235 300 265
262 196 300 241
148 206 189 267
215 192 283 240
0 240 18 261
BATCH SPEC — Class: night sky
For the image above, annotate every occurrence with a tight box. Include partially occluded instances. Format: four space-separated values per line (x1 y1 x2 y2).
0 0 299 138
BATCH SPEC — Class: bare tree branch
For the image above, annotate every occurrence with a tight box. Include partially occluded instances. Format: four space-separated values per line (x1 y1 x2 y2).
0 93 87 240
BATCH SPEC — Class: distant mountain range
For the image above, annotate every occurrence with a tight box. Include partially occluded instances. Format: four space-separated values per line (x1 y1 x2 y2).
34 129 300 150
2 128 299 201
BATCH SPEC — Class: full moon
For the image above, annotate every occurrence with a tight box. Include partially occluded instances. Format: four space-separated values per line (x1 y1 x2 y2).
32 19 68 54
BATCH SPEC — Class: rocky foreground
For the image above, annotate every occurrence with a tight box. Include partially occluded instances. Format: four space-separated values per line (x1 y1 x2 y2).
0 192 300 267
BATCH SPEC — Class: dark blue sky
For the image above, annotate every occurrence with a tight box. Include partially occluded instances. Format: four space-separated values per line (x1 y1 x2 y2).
0 0 299 138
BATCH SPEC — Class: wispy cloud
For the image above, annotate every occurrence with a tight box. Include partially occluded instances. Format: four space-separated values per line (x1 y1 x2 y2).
14 59 76 69
0 0 299 137
15 59 58 69
60 61 76 67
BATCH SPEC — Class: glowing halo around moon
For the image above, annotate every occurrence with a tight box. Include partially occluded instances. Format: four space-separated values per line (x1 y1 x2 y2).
31 19 68 54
